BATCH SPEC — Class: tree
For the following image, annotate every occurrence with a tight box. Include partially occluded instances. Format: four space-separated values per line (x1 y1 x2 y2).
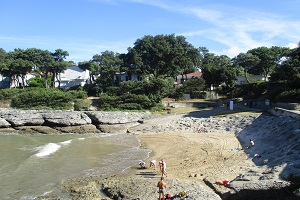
270 43 300 88
232 53 260 83
51 49 70 88
22 48 55 88
92 51 121 88
1 49 34 88
78 60 100 85
119 48 142 81
248 46 289 81
131 34 200 78
199 48 238 90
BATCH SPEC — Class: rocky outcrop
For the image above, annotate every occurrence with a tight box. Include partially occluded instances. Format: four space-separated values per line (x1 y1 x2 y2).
0 109 148 134
85 111 146 124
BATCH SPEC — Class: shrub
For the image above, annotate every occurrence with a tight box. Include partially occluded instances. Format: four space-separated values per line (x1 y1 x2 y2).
276 89 300 103
0 88 20 100
150 103 164 112
191 91 207 99
67 90 88 99
83 84 103 96
11 88 73 110
74 99 91 111
119 103 143 110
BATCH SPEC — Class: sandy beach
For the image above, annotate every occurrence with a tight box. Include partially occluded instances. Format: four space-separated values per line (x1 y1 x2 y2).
60 107 300 200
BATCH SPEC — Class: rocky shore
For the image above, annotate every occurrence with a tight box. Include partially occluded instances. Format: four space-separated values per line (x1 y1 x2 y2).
2 107 300 199
0 109 149 134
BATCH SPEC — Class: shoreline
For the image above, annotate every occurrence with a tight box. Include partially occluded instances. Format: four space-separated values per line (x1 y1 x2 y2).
25 108 300 199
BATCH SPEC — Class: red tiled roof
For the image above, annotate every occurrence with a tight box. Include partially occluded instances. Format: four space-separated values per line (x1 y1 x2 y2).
185 71 202 77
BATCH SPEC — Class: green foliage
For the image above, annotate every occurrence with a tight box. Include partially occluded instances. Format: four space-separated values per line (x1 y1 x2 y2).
28 77 47 88
170 87 185 101
132 34 201 78
96 93 152 111
67 90 88 99
74 99 90 111
275 89 300 103
83 84 103 96
119 103 143 110
150 103 164 112
11 88 73 110
182 78 205 93
97 78 173 110
0 88 20 100
191 91 207 99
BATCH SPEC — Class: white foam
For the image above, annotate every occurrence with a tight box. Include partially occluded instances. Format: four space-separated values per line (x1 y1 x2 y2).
78 138 85 140
35 143 61 157
60 140 72 145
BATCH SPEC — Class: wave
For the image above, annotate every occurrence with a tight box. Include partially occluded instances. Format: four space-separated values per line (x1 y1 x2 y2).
35 143 61 157
60 140 72 145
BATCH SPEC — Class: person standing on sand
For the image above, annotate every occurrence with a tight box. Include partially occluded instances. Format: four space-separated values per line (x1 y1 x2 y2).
157 176 166 200
159 159 167 177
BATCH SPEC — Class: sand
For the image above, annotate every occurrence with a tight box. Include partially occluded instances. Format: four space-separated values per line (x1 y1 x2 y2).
60 107 300 200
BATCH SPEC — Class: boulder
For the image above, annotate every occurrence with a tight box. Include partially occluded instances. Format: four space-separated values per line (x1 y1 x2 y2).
0 110 44 126
0 118 11 128
97 122 140 133
54 124 100 134
85 111 147 125
14 126 61 134
43 111 92 126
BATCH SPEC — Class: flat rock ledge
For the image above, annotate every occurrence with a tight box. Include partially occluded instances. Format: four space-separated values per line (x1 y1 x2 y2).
0 109 149 134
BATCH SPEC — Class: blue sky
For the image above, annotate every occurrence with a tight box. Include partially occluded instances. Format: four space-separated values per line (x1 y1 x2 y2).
1 0 299 63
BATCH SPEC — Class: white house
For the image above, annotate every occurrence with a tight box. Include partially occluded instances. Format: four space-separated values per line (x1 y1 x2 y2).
0 73 35 88
114 72 141 82
175 71 202 88
236 75 268 85
55 66 90 89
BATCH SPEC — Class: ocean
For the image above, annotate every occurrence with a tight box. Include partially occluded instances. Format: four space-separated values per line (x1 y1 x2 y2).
0 133 150 199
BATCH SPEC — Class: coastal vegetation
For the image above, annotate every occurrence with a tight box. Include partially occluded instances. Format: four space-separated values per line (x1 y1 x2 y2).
0 34 299 110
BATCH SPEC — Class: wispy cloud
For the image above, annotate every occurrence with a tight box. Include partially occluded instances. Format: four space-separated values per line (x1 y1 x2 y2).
130 0 300 57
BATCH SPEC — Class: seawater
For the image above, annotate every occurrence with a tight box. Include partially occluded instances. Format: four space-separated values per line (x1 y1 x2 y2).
0 133 150 199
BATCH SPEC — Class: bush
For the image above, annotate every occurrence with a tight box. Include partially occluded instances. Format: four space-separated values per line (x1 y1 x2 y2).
11 88 73 110
96 93 153 111
191 91 207 99
27 77 52 88
276 89 300 103
74 99 90 111
119 103 143 110
0 88 20 100
83 84 102 96
150 103 164 112
67 90 88 99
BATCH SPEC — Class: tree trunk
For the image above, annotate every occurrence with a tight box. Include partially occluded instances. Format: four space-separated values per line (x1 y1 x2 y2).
244 70 250 83
21 74 25 89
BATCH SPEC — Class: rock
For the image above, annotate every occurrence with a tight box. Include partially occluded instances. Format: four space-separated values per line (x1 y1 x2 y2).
85 111 147 125
43 111 92 126
14 126 61 134
54 124 100 134
98 122 141 133
0 127 17 133
0 118 11 128
0 110 44 126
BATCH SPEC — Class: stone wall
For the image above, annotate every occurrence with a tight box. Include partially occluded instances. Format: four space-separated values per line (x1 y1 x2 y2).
269 107 300 120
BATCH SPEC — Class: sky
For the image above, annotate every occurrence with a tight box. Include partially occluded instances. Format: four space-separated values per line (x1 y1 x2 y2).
1 0 299 63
